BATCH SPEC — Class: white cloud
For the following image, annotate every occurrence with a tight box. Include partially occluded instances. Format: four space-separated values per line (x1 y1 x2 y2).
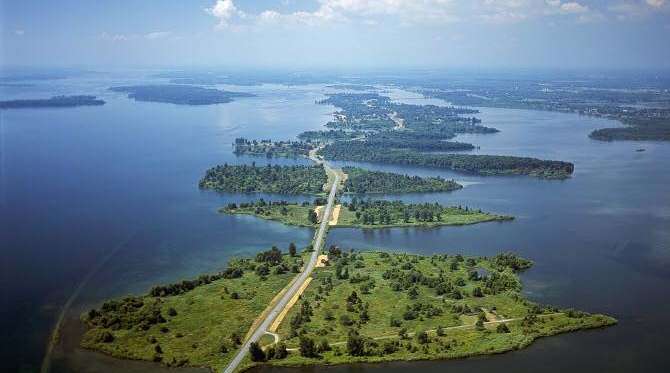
207 0 247 28
608 0 668 19
95 31 172 42
205 0 602 28
15 30 25 36
646 0 666 9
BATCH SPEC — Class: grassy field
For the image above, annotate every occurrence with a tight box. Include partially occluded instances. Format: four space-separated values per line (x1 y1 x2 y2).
222 202 320 228
221 199 512 229
80 252 307 371
267 250 616 368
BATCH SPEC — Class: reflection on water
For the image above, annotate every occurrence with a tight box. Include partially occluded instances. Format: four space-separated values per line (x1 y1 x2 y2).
1 76 669 373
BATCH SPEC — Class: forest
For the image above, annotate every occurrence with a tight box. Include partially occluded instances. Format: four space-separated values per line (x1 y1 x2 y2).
318 141 574 179
342 167 462 194
199 163 327 194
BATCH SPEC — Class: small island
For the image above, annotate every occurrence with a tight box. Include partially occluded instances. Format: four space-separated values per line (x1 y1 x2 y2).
79 249 616 371
222 198 513 228
109 84 255 105
0 95 105 109
199 164 328 195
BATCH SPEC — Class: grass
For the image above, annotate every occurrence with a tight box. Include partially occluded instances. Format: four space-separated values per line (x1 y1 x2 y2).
80 253 307 371
264 250 616 368
222 203 319 228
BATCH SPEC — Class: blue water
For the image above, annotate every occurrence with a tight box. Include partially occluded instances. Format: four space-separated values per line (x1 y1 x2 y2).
1 73 669 373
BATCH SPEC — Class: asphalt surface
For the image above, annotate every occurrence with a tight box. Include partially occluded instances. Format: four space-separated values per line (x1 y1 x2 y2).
222 164 340 373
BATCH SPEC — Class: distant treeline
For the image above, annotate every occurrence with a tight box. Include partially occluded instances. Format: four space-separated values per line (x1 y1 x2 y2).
0 95 105 109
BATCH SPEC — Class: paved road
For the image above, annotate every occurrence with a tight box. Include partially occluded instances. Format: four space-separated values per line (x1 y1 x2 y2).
222 160 340 373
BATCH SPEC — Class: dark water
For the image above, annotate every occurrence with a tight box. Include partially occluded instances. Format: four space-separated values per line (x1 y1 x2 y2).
1 75 669 373
0 73 333 373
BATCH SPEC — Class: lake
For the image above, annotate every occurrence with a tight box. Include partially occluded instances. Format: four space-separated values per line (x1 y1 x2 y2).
1 72 669 373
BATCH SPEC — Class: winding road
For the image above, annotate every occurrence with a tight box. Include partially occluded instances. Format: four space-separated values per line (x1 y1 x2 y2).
222 153 340 373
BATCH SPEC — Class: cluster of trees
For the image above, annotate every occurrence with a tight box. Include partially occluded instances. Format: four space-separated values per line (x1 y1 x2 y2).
82 297 166 331
148 266 244 297
343 198 486 225
199 163 327 194
0 95 105 109
249 341 289 362
318 141 574 179
297 130 362 141
342 166 461 194
491 252 532 271
233 137 315 157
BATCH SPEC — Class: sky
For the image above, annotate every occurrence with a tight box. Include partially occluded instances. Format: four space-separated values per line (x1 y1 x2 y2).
1 0 669 69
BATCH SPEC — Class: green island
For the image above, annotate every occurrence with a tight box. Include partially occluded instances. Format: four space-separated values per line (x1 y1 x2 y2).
79 249 616 372
80 247 308 370
233 138 315 158
109 85 255 105
221 198 513 228
318 141 573 179
342 167 462 194
0 95 105 109
199 164 327 195
269 250 616 368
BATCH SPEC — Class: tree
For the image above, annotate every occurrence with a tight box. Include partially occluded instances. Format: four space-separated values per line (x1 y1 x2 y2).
475 319 485 331
289 243 297 257
416 331 429 344
472 287 484 297
347 330 366 356
274 342 288 359
299 336 318 357
398 327 408 339
167 307 178 316
496 323 510 333
436 325 445 336
230 332 241 345
318 338 332 352
249 342 266 362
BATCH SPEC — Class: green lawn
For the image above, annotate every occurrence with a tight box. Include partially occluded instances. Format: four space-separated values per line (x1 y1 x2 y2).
80 252 307 371
267 250 616 368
